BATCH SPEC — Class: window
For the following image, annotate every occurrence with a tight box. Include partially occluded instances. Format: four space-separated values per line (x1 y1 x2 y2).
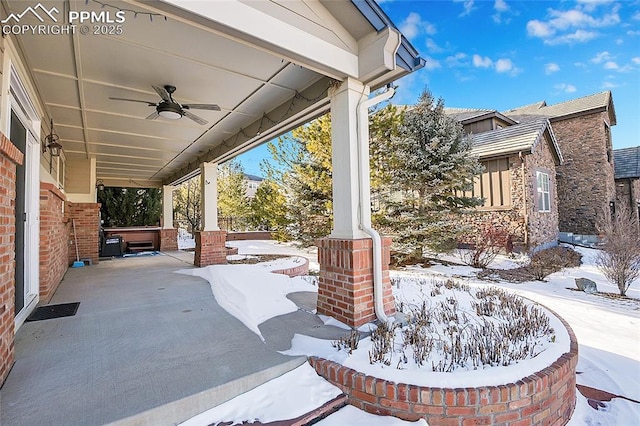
536 171 551 212
463 158 511 209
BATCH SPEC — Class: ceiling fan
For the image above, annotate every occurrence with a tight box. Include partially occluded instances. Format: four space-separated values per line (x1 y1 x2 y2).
109 85 220 125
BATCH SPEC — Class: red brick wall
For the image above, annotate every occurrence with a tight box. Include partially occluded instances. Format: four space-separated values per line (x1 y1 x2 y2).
317 237 395 328
0 132 24 385
309 307 579 425
159 228 178 251
39 183 69 303
66 202 100 265
194 230 227 267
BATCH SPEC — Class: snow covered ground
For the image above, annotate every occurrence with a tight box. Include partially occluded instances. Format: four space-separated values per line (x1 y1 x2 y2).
179 242 639 425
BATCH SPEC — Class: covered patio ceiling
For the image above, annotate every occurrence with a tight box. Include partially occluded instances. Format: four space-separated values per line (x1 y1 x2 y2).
4 0 423 187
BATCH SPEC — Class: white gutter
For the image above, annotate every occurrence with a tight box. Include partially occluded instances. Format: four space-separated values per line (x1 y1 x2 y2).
356 85 395 324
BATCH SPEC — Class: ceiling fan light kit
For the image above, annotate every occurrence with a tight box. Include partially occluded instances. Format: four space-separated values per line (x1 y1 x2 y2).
109 84 220 125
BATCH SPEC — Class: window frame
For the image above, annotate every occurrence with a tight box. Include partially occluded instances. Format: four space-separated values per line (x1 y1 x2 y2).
536 171 551 213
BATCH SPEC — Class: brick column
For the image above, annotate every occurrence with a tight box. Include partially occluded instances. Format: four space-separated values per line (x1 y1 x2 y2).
194 230 227 267
159 228 178 251
317 237 395 328
66 202 101 265
0 132 23 385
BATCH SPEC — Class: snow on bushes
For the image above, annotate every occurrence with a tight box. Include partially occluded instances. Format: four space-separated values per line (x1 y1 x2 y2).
338 278 556 374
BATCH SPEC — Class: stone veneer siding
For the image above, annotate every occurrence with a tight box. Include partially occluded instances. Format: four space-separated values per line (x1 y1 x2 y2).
0 132 24 386
552 112 616 235
524 134 560 251
309 306 578 426
454 135 559 253
614 178 640 236
317 238 395 328
66 203 100 266
39 183 69 303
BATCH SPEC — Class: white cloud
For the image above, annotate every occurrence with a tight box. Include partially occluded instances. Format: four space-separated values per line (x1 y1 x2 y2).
495 58 514 73
590 51 612 63
545 63 560 74
632 57 640 65
426 38 443 53
545 29 598 45
615 38 623 45
399 12 436 39
492 0 510 23
554 83 577 93
603 61 618 69
473 54 493 68
423 56 442 71
446 52 468 67
494 0 509 12
454 0 475 17
602 81 619 89
527 20 554 37
577 0 614 12
634 11 640 20
526 2 619 45
627 30 640 36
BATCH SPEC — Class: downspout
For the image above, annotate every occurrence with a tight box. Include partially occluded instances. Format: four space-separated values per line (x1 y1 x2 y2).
356 85 395 324
519 151 528 247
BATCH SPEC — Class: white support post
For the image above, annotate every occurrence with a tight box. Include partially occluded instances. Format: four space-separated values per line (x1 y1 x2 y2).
329 77 370 240
200 162 219 231
162 185 174 229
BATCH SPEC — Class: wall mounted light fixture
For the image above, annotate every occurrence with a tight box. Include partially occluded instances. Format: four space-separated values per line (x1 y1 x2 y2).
43 118 63 157
96 179 105 191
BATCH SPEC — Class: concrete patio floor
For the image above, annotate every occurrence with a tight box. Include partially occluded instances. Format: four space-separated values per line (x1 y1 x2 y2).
0 251 345 426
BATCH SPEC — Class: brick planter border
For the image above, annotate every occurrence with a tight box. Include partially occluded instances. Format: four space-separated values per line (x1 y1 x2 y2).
309 306 578 425
272 257 309 277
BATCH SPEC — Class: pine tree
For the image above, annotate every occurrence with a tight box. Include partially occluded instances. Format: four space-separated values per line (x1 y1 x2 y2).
263 104 404 245
248 180 289 236
218 160 251 230
384 89 483 256
98 187 162 227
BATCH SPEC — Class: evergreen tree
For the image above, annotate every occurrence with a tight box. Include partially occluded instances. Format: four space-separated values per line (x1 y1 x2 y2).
218 160 251 230
98 187 162 227
384 89 483 255
262 104 402 245
248 180 290 236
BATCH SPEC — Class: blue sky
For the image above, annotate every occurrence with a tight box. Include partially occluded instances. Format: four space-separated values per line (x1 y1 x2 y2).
237 0 639 177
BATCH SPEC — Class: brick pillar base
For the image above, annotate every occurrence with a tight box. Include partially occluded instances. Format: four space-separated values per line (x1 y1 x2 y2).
317 237 395 328
159 228 178 251
194 230 227 267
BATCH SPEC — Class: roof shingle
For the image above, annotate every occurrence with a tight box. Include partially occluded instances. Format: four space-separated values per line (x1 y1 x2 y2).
614 146 640 179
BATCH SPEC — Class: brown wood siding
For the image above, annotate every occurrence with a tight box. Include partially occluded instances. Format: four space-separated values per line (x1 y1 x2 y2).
466 158 511 209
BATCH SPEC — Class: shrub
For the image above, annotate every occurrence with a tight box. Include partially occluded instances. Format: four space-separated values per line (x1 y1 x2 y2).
596 201 640 296
458 225 511 268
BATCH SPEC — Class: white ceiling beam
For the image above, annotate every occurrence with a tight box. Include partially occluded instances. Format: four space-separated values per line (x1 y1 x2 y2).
152 0 359 80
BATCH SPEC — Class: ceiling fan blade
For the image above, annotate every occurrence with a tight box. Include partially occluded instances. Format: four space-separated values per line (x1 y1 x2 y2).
183 110 208 125
109 97 157 106
182 103 221 111
152 85 171 102
145 111 160 120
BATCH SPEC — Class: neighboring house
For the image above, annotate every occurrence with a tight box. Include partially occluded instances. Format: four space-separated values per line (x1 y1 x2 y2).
444 91 617 250
445 109 563 252
244 173 264 199
613 146 640 234
504 91 617 241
